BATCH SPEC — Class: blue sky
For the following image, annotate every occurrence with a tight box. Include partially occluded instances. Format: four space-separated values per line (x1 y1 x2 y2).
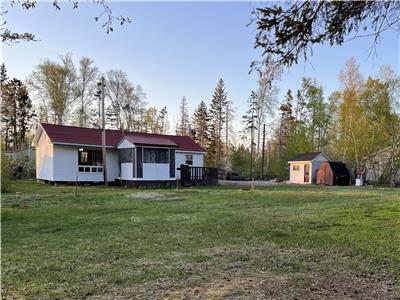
2 1 399 133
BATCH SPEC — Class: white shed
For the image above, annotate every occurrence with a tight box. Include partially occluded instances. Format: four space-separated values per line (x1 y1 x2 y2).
288 152 329 184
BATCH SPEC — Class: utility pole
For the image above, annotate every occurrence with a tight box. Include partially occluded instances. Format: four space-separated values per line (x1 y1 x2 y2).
261 124 265 180
267 141 271 179
99 77 108 186
225 101 229 179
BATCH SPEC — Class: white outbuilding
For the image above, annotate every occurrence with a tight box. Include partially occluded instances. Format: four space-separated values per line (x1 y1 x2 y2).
288 152 329 184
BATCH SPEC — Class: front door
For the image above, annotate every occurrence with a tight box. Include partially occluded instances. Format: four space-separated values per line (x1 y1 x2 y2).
304 164 310 183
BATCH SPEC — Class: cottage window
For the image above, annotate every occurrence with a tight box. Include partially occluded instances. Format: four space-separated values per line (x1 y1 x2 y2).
119 148 133 163
293 165 300 171
78 149 102 166
143 148 168 163
185 154 193 165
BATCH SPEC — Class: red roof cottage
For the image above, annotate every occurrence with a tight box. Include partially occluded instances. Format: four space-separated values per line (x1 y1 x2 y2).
32 123 206 186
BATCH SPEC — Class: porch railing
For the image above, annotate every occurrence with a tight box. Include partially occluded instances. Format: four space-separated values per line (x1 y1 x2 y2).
179 165 218 186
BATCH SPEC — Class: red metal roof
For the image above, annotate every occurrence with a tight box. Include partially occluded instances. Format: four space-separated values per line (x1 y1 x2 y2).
39 123 206 152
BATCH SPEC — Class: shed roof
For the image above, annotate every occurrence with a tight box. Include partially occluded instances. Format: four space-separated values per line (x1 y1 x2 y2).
36 123 205 152
288 152 327 162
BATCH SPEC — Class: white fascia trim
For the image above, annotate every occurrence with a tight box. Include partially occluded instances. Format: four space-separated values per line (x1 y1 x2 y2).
140 145 178 149
116 138 135 148
176 150 206 154
32 124 44 147
318 153 330 161
53 142 115 149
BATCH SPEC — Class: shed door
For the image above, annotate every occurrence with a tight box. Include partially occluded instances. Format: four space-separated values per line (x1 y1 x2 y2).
304 164 310 183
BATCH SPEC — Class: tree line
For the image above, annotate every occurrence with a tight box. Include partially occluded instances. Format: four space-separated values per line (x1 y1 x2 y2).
0 55 173 151
0 55 238 171
1 56 398 185
234 58 400 184
178 79 235 168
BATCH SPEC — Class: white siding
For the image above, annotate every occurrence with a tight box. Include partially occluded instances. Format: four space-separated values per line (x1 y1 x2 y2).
175 152 204 179
311 161 324 182
117 139 135 180
121 162 172 181
53 145 119 182
106 149 119 181
289 155 329 184
35 131 54 181
289 163 307 184
143 163 170 180
121 162 133 180
118 139 135 149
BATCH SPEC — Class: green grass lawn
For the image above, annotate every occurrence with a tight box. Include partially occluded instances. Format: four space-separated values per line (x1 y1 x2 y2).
2 180 400 299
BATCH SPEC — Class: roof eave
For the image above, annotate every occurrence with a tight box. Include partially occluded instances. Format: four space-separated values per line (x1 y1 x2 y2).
53 142 115 148
135 143 179 148
176 149 207 153
32 124 44 147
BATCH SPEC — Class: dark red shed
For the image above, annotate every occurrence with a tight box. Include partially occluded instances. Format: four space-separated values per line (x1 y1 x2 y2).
316 161 350 186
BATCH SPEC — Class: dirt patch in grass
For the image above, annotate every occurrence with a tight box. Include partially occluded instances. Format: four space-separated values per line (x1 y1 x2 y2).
160 274 397 299
103 244 399 299
126 192 185 201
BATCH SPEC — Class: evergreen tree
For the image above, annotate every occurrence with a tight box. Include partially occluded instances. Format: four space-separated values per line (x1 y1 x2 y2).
277 89 295 157
242 91 259 180
157 106 169 134
0 63 8 85
192 101 210 148
210 79 228 167
1 79 35 150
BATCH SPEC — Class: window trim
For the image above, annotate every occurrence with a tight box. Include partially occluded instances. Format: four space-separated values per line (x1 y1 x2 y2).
143 147 169 164
119 148 134 163
78 148 103 166
185 154 193 165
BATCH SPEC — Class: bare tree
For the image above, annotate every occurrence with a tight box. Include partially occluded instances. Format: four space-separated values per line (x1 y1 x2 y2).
28 54 76 124
75 57 98 127
255 69 279 156
105 70 128 129
176 96 189 136
380 66 400 186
